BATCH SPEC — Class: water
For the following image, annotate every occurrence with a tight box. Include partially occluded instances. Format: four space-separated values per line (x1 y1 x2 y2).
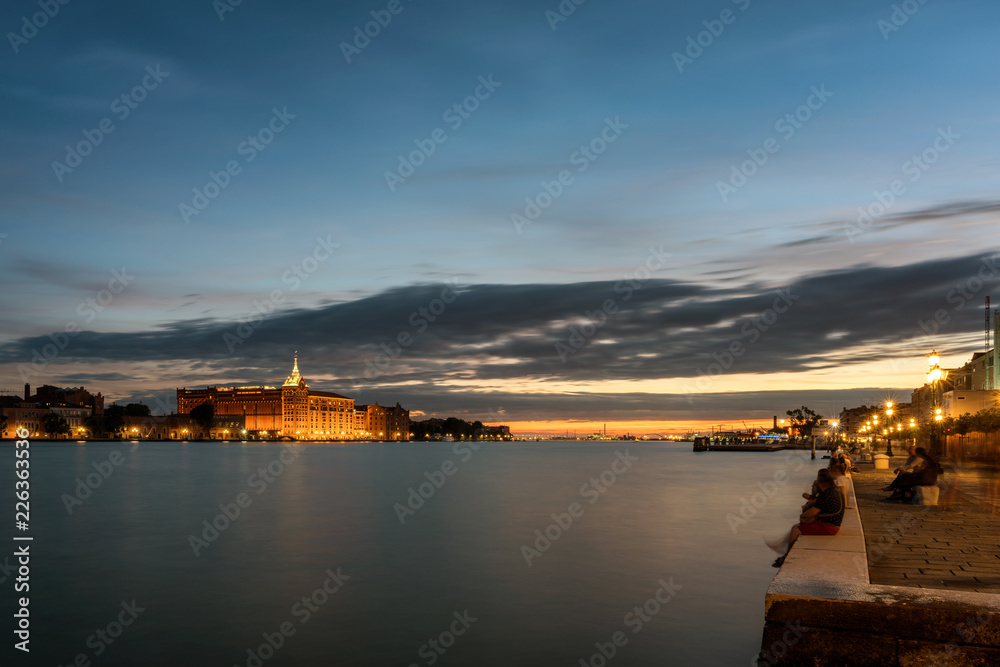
3 440 822 666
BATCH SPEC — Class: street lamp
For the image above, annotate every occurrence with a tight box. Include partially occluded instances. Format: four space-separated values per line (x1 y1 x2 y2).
885 401 894 456
927 350 948 455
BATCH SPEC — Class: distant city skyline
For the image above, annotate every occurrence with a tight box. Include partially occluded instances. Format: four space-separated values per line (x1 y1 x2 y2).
2 0 999 434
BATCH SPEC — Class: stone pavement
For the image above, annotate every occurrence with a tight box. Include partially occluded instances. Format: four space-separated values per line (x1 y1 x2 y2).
852 459 1000 593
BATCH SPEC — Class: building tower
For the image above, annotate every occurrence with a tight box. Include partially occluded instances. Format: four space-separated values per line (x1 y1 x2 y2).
283 350 303 387
281 351 309 437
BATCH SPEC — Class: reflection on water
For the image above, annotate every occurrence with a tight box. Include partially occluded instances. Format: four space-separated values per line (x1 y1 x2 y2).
5 440 820 666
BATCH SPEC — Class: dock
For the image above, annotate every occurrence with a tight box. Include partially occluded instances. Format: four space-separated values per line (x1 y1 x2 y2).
703 444 785 452
691 436 796 452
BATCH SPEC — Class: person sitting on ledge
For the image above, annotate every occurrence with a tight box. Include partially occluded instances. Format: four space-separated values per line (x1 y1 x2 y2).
800 484 817 511
838 453 858 474
769 469 844 568
882 444 919 490
831 460 853 509
883 447 938 501
801 454 849 509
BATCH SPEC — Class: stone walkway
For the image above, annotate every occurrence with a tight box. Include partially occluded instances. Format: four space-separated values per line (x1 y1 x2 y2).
852 459 1000 593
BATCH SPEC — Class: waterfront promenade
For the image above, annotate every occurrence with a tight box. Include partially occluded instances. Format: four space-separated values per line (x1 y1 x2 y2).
853 460 1000 593
760 453 1000 666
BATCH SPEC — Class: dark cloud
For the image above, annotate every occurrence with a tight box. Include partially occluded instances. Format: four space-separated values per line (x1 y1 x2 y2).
899 200 1000 223
779 198 1000 249
2 251 997 418
60 373 133 384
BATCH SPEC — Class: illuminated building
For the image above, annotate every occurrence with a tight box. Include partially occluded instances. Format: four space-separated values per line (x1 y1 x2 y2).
176 354 409 440
357 402 410 441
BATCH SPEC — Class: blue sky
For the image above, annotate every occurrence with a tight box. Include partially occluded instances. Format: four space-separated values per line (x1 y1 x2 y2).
2 0 999 430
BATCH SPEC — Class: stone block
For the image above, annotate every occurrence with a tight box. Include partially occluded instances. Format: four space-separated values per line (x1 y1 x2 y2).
765 592 1000 645
899 639 1000 666
913 485 939 506
758 625 896 666
873 454 889 470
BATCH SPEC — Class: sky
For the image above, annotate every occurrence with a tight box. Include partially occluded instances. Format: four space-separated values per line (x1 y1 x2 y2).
2 0 999 435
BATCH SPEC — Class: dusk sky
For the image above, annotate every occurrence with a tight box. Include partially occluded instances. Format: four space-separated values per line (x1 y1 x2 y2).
2 0 998 434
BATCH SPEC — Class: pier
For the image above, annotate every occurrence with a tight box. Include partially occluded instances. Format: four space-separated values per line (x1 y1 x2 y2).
691 436 802 452
759 456 1000 665
701 443 785 452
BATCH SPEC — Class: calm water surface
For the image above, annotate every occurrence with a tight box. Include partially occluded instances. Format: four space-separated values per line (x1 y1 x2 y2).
3 440 821 666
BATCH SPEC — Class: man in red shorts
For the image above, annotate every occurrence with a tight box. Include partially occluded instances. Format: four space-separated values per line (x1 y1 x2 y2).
771 469 844 567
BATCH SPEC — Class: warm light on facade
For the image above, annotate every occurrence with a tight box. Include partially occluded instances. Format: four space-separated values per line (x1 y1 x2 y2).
176 355 410 441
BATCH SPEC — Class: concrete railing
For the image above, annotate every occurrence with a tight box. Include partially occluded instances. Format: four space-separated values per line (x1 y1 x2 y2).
758 475 1000 666
770 475 869 591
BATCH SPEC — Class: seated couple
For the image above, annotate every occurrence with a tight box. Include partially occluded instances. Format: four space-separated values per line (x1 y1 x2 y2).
769 469 845 568
882 445 938 501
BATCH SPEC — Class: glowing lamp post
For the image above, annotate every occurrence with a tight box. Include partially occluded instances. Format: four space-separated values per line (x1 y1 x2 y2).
885 401 894 457
927 350 947 455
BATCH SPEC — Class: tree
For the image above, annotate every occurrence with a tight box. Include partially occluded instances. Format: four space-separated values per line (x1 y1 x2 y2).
443 417 472 439
986 407 1000 432
786 406 823 440
954 412 974 437
83 415 103 438
410 417 492 440
191 402 215 435
0 412 7 437
124 403 151 417
971 407 1000 434
103 404 127 438
43 413 71 437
